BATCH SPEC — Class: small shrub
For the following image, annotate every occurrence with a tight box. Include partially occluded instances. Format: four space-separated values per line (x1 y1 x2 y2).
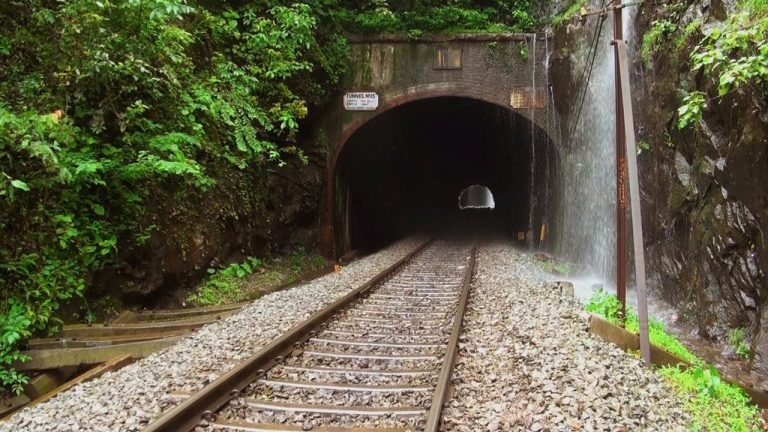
641 20 678 67
187 257 262 306
0 303 32 394
551 0 587 28
583 287 622 323
728 327 750 359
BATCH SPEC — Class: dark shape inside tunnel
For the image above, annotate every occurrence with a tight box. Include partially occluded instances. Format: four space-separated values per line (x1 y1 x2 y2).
333 96 557 253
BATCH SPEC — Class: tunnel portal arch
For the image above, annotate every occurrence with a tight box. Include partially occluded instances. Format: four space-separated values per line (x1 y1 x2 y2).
327 95 559 255
316 34 559 256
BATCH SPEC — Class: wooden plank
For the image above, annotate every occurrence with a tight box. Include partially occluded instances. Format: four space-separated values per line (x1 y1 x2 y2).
14 337 180 371
29 329 191 349
25 355 134 409
112 310 137 324
0 394 31 420
588 314 689 367
22 372 62 399
130 303 248 322
60 312 234 338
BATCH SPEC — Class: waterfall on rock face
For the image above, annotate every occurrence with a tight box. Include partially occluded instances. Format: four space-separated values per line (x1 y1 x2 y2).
556 6 637 290
527 33 538 248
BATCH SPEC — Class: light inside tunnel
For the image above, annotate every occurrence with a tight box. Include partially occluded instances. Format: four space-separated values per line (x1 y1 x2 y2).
333 96 557 253
458 184 495 209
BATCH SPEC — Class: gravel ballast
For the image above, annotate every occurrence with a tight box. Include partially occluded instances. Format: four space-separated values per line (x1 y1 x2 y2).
441 241 690 431
0 236 426 432
2 238 693 431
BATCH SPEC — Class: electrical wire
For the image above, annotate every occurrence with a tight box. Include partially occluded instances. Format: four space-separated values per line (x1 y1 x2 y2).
565 1 611 146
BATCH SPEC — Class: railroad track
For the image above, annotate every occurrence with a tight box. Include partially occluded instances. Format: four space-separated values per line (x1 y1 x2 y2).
145 240 476 432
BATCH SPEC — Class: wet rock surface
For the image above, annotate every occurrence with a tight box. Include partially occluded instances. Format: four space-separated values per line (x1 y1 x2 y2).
0 236 425 432
552 0 768 387
442 241 690 431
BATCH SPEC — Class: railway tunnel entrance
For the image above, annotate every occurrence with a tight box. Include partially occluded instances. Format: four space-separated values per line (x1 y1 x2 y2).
332 96 558 253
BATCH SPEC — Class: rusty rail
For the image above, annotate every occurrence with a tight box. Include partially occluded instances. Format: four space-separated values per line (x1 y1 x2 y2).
143 237 433 432
424 244 477 432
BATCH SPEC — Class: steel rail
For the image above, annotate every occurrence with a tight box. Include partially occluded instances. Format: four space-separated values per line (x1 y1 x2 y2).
423 244 477 432
143 237 432 432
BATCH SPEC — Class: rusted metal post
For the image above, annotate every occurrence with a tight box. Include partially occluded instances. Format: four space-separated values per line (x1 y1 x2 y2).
613 0 628 322
615 39 651 366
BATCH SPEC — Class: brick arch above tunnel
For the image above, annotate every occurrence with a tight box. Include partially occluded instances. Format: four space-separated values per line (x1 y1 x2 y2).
321 95 559 257
333 84 555 177
316 35 559 256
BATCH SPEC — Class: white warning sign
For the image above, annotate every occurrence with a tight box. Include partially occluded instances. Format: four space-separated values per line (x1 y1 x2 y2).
344 92 379 111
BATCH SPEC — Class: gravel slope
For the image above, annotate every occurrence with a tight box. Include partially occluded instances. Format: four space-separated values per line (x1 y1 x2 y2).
441 241 690 431
0 236 426 432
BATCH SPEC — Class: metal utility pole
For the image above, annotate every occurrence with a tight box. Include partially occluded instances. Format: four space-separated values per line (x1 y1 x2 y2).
613 0 628 323
581 0 650 366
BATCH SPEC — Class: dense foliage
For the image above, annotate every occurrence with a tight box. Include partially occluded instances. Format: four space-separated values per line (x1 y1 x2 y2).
0 0 545 395
334 0 542 34
0 0 348 393
677 0 768 128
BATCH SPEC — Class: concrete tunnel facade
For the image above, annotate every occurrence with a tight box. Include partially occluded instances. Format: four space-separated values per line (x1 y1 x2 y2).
313 34 561 257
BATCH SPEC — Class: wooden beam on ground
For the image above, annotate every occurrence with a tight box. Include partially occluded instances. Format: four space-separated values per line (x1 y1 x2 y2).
14 337 180 371
0 394 30 419
112 310 137 324
60 311 235 338
128 302 248 323
29 329 191 349
26 355 135 409
588 314 685 367
22 372 63 399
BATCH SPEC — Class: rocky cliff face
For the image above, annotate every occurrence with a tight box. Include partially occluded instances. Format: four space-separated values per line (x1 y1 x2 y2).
552 0 767 385
91 148 324 308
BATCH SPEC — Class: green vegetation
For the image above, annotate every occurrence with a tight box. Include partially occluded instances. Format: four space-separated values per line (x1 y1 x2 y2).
636 139 650 155
187 257 263 306
539 260 571 276
677 0 768 128
186 248 326 306
641 20 677 67
660 365 760 432
728 327 751 359
0 0 547 395
584 289 761 431
0 0 348 393
334 1 540 34
551 0 586 29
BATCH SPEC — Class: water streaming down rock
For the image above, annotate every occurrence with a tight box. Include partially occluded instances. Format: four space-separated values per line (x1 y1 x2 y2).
555 7 637 290
527 33 538 248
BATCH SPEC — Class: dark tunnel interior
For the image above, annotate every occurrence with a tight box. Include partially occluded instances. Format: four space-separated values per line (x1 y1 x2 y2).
334 96 556 253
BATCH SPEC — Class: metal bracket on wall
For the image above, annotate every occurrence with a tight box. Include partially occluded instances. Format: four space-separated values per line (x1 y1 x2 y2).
434 47 462 70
